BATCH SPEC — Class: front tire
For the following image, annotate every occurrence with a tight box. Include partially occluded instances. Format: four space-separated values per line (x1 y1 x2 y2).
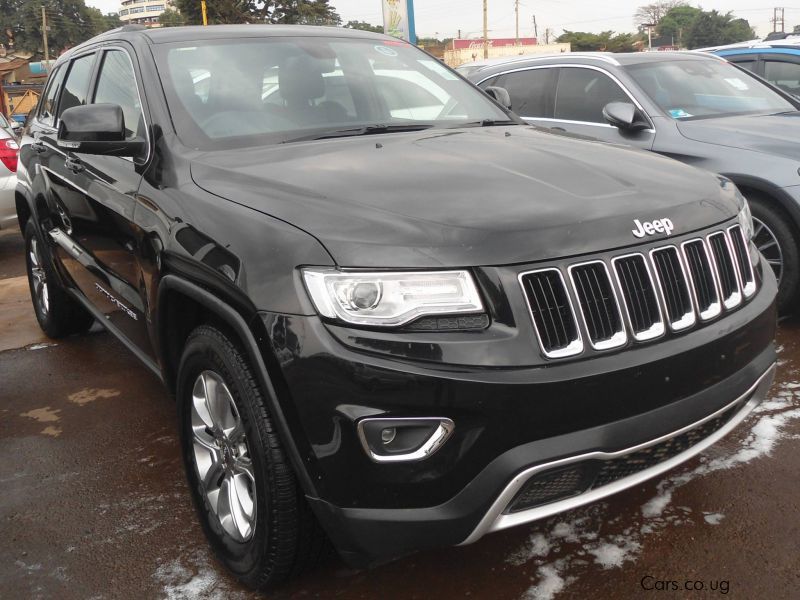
176 325 327 589
746 195 799 314
23 221 94 338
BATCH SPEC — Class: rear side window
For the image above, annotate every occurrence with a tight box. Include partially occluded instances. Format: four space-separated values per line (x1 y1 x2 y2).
491 68 554 118
57 54 96 119
554 67 628 123
38 65 66 127
93 50 144 139
729 58 758 73
764 60 800 94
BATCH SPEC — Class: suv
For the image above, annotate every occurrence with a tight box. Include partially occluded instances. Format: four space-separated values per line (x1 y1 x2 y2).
461 51 800 312
16 26 776 588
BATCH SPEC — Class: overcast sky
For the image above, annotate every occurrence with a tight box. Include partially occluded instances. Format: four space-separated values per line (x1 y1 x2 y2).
86 1 798 40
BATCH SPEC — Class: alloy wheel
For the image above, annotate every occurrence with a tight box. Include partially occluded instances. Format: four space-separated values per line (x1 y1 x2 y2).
190 370 257 542
752 216 783 284
29 237 49 316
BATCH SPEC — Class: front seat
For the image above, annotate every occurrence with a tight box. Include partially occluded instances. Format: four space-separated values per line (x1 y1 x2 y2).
278 55 347 125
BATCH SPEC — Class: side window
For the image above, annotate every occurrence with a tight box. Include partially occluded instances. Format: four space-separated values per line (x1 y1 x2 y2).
554 68 629 124
764 60 800 94
38 65 66 127
57 54 96 120
93 50 144 139
730 58 758 73
493 68 553 118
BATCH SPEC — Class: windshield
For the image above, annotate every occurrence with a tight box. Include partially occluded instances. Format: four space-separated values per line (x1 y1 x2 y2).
626 59 796 120
154 36 510 149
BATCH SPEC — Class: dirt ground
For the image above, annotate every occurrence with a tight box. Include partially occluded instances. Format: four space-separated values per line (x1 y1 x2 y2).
1 227 799 599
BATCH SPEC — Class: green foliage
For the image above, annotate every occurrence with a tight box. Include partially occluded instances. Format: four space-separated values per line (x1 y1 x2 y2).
158 8 185 27
344 20 383 33
557 30 643 53
683 10 755 49
656 5 701 43
0 0 121 57
174 0 340 27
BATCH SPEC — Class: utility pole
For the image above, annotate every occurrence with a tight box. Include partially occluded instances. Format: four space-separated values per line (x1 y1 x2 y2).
41 6 49 67
482 0 489 59
772 7 785 33
515 0 520 46
201 0 208 26
532 15 538 40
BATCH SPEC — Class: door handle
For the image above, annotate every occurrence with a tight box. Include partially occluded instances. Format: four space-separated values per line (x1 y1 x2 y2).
31 141 46 153
65 156 84 174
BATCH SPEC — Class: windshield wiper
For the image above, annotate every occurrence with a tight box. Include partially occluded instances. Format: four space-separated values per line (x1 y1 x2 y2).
283 124 433 143
451 119 519 128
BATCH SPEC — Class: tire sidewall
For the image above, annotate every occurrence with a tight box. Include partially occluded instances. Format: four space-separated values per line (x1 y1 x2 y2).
23 221 53 332
177 330 273 579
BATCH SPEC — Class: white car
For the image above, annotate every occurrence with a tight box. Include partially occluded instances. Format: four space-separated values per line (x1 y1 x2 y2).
0 126 18 230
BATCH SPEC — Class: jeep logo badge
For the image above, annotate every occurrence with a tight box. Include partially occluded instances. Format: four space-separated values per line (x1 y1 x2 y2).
632 218 674 238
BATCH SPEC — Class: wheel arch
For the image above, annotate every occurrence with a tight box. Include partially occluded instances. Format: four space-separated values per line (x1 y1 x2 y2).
723 174 800 234
156 274 317 496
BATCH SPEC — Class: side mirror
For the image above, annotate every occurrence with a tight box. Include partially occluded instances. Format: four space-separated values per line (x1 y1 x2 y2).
602 101 649 131
57 103 145 157
484 86 512 110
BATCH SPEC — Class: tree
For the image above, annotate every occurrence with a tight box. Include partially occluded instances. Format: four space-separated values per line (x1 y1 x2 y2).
158 8 185 27
268 1 340 25
794 24 800 34
634 1 686 29
656 5 701 45
557 30 642 53
175 0 340 26
344 20 383 33
683 10 754 49
174 0 255 25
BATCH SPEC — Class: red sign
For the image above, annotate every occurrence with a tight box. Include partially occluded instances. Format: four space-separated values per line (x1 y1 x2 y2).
453 37 537 50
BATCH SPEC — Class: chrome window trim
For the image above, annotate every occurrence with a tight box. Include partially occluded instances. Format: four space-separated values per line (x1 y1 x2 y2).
567 260 628 351
706 231 742 310
356 417 454 463
476 63 655 132
517 267 584 359
679 239 722 321
648 245 697 331
727 225 757 298
459 363 775 545
611 252 666 342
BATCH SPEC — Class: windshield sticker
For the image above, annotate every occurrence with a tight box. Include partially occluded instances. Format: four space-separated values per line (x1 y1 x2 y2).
374 45 399 57
418 59 459 80
668 108 693 119
724 77 750 91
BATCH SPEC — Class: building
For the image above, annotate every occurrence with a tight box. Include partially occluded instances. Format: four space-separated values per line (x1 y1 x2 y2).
118 0 174 28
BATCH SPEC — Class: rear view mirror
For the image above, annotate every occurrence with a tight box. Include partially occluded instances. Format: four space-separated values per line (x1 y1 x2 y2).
484 86 512 110
57 103 145 157
602 101 649 131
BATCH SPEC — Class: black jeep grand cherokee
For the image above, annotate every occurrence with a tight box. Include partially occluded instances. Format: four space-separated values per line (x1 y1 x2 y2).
16 25 776 588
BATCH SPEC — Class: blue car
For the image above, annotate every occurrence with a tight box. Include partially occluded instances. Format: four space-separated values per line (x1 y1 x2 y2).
709 34 800 98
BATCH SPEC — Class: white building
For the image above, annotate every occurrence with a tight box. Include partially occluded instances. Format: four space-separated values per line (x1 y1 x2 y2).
118 0 174 27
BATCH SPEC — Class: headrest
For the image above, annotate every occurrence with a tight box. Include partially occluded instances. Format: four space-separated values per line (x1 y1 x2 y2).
279 55 325 105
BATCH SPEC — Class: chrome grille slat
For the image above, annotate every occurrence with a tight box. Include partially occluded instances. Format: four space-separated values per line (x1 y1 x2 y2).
520 224 757 360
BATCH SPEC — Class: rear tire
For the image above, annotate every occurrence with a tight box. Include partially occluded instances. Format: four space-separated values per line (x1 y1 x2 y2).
746 194 799 314
23 221 94 338
176 324 327 590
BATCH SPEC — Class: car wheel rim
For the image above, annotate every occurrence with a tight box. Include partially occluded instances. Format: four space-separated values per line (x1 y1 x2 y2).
752 217 783 285
190 370 257 542
29 238 49 316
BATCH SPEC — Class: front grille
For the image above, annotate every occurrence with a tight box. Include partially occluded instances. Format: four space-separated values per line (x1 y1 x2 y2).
506 405 739 514
650 247 694 330
708 232 741 308
613 254 664 340
520 222 757 359
520 269 582 358
728 225 756 297
569 262 626 349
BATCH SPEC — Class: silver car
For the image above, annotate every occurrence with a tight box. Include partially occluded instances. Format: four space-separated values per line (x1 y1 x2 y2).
0 125 18 230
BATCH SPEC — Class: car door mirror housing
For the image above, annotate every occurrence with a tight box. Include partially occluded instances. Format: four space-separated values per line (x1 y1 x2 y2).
484 86 512 110
602 101 649 131
57 104 145 157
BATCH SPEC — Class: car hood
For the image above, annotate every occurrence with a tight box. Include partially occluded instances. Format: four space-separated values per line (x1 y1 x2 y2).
191 126 738 267
676 111 800 159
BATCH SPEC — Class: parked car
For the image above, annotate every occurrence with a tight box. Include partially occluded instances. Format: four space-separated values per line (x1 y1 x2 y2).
0 112 23 137
705 35 800 98
462 51 800 312
0 125 18 230
17 26 777 589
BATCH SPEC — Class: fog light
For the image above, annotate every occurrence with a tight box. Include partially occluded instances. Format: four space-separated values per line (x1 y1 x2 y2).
381 427 396 445
357 417 454 463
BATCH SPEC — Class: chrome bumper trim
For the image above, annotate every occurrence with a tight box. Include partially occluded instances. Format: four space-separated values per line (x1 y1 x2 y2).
459 363 776 545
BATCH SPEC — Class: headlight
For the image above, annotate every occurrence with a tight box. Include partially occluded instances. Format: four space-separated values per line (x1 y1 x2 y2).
738 199 754 241
302 269 484 327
